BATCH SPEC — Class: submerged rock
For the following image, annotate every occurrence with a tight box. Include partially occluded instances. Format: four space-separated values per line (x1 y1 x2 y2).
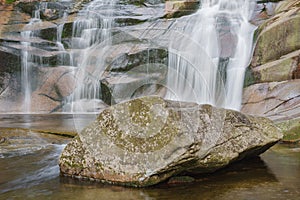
59 96 282 187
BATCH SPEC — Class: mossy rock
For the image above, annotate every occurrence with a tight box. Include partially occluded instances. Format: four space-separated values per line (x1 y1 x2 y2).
251 7 300 67
59 96 282 187
276 119 300 143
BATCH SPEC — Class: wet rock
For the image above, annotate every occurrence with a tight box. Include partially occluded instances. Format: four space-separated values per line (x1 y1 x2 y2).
0 72 11 94
0 72 20 113
0 128 70 158
16 1 68 20
165 0 200 18
101 64 167 105
59 96 282 187
115 0 165 26
0 65 77 113
0 45 21 112
167 176 195 185
99 43 168 105
15 1 38 16
0 45 21 73
0 136 6 144
30 66 76 113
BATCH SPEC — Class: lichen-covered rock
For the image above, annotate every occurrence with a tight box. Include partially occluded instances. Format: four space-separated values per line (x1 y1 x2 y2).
276 118 300 143
59 96 282 187
243 0 300 136
275 0 300 13
249 49 300 84
251 4 300 67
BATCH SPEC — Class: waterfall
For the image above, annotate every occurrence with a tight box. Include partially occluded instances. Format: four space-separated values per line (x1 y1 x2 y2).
66 0 118 113
20 2 69 113
166 0 256 110
56 12 68 65
21 7 43 113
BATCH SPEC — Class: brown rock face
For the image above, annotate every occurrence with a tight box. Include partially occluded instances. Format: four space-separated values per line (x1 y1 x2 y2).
165 0 200 18
29 66 76 113
242 80 300 121
249 50 300 84
59 96 282 187
243 0 300 125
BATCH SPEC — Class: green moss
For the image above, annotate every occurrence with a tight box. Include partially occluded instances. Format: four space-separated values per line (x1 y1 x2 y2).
5 0 17 4
243 67 256 87
128 0 145 6
276 119 300 143
283 126 300 142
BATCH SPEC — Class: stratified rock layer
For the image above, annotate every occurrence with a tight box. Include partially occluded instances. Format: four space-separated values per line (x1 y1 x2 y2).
243 0 300 131
59 96 282 187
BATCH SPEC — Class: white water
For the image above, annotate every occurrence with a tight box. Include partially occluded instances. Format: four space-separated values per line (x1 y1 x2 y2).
20 3 69 113
66 0 118 113
166 0 256 110
21 10 42 113
57 12 68 65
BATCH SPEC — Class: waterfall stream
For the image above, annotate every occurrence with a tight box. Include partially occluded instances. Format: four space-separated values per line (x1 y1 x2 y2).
166 0 256 110
20 2 69 113
66 0 118 113
18 0 257 114
56 12 68 66
21 8 43 113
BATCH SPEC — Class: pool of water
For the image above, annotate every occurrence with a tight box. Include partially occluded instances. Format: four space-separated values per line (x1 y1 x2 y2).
0 116 300 200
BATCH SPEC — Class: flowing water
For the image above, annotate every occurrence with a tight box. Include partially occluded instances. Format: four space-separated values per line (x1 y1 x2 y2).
57 12 69 66
20 2 70 113
66 0 118 113
18 0 257 113
166 0 256 110
21 8 43 113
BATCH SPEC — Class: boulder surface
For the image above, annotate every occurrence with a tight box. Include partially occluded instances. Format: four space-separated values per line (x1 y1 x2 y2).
59 96 282 187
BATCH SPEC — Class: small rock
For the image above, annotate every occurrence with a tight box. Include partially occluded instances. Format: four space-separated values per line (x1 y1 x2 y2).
0 136 6 144
167 176 195 185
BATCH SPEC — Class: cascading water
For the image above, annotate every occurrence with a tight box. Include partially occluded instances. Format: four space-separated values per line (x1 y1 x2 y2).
56 12 68 66
21 8 43 113
166 0 256 111
67 0 118 113
20 2 70 113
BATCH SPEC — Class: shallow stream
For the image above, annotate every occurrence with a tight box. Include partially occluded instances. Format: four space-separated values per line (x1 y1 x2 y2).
0 115 300 200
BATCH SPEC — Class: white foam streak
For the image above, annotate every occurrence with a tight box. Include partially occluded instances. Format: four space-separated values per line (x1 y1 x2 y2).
166 0 256 110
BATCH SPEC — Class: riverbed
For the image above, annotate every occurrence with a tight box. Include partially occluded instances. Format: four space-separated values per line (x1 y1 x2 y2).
0 115 299 200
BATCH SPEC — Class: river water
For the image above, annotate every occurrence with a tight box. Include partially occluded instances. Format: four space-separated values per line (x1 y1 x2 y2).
0 115 300 199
